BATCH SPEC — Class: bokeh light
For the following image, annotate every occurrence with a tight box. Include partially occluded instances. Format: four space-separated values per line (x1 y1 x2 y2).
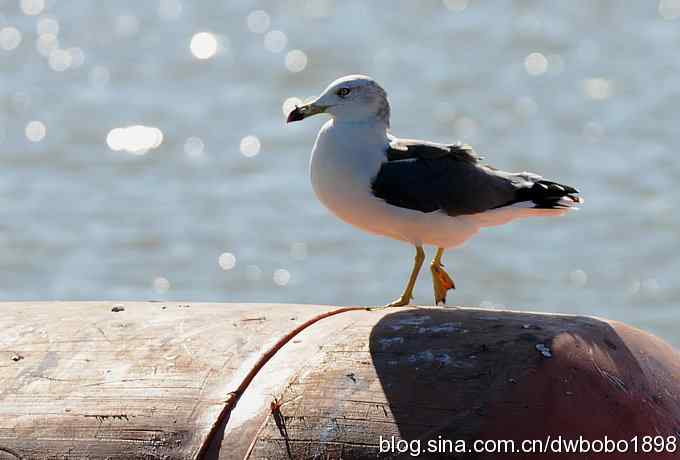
524 52 548 76
106 125 164 155
37 17 59 35
282 97 302 116
264 30 287 53
153 276 170 293
36 33 58 57
190 32 218 59
49 49 72 72
273 268 291 286
218 252 236 270
239 135 261 157
285 49 308 72
20 0 44 16
247 10 270 34
568 269 588 287
184 136 205 157
25 121 46 142
0 27 22 51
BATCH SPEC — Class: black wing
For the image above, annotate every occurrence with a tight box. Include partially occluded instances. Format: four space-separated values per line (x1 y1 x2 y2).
385 138 481 163
371 138 580 216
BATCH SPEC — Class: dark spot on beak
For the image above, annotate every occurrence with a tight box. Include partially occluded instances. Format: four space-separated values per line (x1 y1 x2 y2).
286 105 305 123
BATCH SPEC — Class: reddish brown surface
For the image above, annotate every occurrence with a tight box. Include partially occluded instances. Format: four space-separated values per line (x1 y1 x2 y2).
244 308 680 460
480 320 680 460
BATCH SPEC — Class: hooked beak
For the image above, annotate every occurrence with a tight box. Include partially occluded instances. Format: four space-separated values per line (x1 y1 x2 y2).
286 101 326 123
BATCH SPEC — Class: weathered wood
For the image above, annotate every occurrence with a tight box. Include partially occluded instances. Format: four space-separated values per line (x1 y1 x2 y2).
0 302 362 459
0 303 678 459
241 308 680 460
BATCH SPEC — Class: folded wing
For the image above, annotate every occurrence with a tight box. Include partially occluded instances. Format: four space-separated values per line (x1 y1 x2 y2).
371 138 581 216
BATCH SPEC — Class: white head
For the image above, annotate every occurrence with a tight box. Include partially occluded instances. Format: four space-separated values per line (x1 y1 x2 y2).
287 75 390 126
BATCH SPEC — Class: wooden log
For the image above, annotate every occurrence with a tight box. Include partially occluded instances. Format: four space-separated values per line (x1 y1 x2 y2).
0 302 678 459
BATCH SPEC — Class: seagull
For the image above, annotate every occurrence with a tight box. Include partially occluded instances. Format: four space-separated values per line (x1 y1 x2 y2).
287 75 582 308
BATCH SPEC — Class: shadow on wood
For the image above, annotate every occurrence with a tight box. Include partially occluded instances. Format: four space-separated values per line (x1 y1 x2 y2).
370 309 680 459
244 308 680 460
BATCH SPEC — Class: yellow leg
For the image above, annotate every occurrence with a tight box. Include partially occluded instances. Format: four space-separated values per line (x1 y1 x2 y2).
383 246 425 308
431 248 456 305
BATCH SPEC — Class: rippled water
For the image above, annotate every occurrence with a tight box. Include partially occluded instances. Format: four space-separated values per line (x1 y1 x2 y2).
1 0 678 347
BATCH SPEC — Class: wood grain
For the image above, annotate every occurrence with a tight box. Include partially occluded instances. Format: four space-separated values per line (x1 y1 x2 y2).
0 302 364 459
1 303 678 460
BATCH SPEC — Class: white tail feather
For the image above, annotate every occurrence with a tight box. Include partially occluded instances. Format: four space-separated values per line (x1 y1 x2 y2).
468 201 574 228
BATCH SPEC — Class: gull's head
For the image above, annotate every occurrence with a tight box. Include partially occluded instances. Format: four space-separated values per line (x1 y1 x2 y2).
286 75 390 126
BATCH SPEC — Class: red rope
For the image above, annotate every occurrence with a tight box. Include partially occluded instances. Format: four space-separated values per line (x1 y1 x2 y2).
195 306 367 459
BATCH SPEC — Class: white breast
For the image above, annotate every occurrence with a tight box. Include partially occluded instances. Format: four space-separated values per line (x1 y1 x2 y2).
308 119 482 248
310 120 391 231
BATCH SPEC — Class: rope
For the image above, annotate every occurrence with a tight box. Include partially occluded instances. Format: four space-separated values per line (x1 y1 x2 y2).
195 306 367 459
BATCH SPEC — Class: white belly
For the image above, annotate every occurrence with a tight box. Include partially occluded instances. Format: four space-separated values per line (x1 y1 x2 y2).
308 120 480 248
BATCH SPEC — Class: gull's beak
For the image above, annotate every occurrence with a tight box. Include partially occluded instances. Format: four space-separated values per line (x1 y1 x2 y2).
286 101 326 123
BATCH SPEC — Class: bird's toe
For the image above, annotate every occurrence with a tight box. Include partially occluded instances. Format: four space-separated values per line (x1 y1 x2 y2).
383 295 412 309
431 264 456 305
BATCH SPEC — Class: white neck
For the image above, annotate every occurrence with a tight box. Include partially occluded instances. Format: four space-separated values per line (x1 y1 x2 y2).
331 117 389 136
310 118 389 213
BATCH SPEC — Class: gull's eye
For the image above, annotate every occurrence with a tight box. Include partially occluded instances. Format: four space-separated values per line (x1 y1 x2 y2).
336 87 351 98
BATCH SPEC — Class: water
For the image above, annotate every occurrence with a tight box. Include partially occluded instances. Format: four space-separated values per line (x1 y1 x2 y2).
0 0 678 348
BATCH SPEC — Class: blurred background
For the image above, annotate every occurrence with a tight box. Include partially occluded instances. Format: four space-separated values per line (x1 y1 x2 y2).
1 0 678 347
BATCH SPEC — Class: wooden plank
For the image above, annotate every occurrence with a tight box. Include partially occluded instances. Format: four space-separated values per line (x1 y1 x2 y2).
1 303 678 459
0 302 357 459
